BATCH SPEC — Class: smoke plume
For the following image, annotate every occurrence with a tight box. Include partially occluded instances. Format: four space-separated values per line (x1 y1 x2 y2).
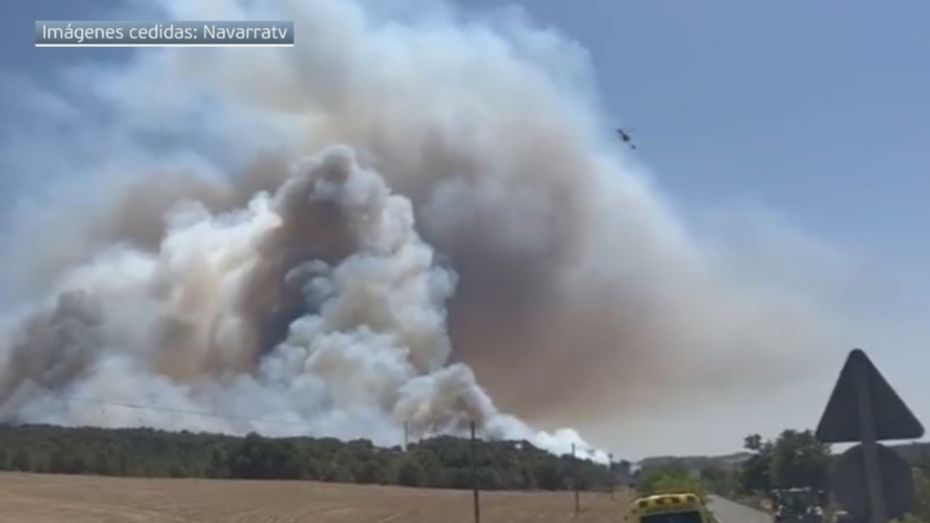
0 0 840 457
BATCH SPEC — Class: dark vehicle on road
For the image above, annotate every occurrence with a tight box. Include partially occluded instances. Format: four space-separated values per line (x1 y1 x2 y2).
773 488 826 523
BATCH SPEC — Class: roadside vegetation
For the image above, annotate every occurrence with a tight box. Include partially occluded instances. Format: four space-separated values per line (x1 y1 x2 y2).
635 429 830 500
635 462 708 502
635 429 930 523
896 452 930 523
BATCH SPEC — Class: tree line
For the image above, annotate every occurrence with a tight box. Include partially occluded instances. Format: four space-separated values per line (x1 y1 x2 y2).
0 424 617 491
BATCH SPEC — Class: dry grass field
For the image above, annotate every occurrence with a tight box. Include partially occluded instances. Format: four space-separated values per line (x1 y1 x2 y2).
0 472 630 522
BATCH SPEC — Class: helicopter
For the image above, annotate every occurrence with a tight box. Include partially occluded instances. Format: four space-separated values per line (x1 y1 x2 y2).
616 128 637 149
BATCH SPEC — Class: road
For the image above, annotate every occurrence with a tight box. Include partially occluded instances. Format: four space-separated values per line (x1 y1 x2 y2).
709 495 773 523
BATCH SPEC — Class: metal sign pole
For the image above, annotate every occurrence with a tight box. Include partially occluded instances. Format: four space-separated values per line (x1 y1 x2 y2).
855 362 887 523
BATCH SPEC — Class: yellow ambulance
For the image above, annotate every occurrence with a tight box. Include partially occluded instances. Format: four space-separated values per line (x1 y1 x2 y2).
625 493 717 523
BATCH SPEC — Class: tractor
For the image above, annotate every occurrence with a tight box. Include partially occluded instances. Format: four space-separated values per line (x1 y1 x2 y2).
772 487 827 523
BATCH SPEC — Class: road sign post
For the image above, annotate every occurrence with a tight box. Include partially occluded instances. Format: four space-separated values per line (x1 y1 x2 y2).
854 357 886 523
832 444 914 519
815 348 924 523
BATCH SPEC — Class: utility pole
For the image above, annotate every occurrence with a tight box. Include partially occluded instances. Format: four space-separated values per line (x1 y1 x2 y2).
470 421 480 523
608 452 615 500
572 443 580 514
403 421 409 452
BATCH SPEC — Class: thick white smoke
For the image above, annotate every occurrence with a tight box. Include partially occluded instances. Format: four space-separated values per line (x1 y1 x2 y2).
0 143 603 457
0 0 842 458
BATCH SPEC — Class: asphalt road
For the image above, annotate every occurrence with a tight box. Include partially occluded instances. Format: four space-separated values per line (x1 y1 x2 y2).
708 495 773 523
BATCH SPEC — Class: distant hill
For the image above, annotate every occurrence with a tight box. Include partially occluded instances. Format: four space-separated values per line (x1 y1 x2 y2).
822 441 930 466
637 441 930 476
637 452 752 474
887 441 930 464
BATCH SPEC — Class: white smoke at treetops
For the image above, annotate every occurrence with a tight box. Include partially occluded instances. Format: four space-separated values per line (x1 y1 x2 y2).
0 0 842 460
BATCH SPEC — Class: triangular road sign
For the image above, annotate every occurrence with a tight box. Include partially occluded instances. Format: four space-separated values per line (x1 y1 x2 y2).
816 349 924 443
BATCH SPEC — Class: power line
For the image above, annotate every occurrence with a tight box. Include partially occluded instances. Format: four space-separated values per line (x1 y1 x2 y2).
50 393 318 432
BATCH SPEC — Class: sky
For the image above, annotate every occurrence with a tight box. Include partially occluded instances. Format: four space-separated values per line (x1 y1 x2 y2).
0 1 927 459
445 0 930 456
455 0 930 273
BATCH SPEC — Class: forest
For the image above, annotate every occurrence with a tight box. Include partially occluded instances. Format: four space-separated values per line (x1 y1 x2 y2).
0 424 617 491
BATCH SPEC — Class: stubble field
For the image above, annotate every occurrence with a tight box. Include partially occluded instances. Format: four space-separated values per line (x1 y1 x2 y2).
0 472 630 522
